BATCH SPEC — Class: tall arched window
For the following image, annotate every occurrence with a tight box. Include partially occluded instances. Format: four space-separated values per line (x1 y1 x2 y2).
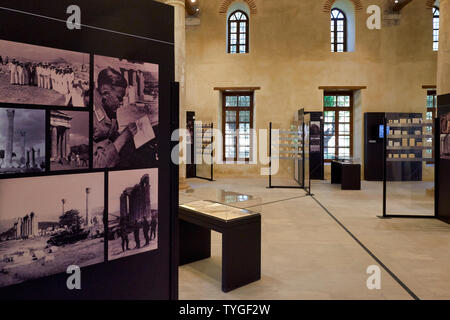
331 8 347 53
433 7 440 51
228 10 249 54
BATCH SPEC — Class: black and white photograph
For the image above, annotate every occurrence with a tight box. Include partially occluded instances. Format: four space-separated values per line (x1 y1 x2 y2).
93 55 159 169
441 112 450 160
0 39 89 107
310 121 321 153
108 168 158 261
0 172 104 288
0 108 45 174
50 110 90 171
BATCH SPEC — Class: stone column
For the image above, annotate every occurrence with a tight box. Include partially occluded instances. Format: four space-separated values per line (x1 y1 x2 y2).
57 130 61 159
139 71 145 100
65 130 70 158
437 0 450 95
31 148 35 167
6 110 15 165
51 126 57 160
30 213 34 236
20 131 26 164
165 0 189 189
85 188 90 227
61 129 66 158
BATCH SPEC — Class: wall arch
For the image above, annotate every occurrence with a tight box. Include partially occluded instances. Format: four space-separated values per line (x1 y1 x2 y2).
220 0 257 14
426 0 439 8
323 0 363 12
331 0 356 52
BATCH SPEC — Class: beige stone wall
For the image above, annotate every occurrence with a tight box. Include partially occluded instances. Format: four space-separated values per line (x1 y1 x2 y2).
184 0 438 178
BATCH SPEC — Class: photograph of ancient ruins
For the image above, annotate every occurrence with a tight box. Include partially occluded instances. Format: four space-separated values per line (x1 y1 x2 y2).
108 168 158 261
0 39 89 107
441 112 450 160
0 108 46 175
0 172 104 288
50 110 90 171
93 55 159 169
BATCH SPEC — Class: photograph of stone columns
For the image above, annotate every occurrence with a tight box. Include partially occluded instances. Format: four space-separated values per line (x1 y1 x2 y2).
50 110 90 171
0 108 45 174
0 39 89 107
108 168 158 261
0 172 104 288
93 55 159 169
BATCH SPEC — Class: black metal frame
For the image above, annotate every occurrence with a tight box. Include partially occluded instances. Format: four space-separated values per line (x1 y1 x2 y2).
194 122 214 182
268 122 311 193
381 117 438 219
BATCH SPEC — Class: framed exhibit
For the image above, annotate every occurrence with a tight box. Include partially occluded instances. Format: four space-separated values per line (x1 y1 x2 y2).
107 168 159 261
0 106 46 174
0 172 104 288
0 39 89 108
440 111 450 160
93 55 159 170
0 0 177 300
436 96 450 223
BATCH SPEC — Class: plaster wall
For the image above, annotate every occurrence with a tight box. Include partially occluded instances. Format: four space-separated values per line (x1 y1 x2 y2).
185 0 438 178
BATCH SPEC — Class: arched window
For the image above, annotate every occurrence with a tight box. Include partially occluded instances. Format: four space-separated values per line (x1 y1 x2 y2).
331 8 347 52
228 10 249 54
433 7 440 51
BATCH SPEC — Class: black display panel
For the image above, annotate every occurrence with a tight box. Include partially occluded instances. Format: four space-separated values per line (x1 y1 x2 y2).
437 94 450 223
0 0 176 300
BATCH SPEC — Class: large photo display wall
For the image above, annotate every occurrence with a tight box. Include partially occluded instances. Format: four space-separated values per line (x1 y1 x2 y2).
0 0 176 299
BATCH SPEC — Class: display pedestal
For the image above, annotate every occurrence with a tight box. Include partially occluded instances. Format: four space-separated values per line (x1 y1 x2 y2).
179 201 261 292
331 161 361 190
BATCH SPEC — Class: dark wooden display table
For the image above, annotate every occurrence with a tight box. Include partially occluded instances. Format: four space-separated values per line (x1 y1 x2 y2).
331 160 361 190
179 200 261 292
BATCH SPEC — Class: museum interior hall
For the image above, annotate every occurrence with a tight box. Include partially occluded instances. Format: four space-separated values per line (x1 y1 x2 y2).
0 0 449 303
169 0 450 300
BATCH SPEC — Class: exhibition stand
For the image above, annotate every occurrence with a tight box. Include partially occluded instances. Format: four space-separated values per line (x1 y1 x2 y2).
382 113 436 218
331 160 361 190
179 200 261 293
194 121 214 181
437 94 450 223
0 0 178 300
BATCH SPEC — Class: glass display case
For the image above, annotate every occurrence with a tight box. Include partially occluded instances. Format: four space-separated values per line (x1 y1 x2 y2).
268 121 304 188
383 113 435 217
194 122 214 181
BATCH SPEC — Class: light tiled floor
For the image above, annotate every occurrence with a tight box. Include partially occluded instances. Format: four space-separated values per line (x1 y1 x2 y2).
178 178 450 300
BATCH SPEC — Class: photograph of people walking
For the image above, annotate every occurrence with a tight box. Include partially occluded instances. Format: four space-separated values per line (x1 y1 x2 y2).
0 39 89 107
93 55 159 169
107 168 158 261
